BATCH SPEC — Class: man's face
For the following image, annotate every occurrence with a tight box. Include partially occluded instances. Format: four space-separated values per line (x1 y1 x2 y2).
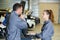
17 7 23 15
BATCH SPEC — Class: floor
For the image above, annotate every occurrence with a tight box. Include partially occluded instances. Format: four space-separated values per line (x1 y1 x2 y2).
0 24 60 40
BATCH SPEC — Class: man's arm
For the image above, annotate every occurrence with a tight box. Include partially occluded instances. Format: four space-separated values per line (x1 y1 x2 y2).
16 18 27 30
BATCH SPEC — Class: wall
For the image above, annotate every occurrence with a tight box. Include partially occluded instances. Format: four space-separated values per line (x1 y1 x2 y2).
58 3 60 23
39 3 59 24
0 0 21 9
39 0 60 3
30 0 39 17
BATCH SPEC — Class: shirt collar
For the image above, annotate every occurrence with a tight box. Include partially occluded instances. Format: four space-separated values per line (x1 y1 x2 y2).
12 11 19 16
44 20 51 24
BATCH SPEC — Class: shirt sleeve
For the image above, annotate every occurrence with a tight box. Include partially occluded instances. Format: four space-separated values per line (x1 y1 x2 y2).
16 18 27 30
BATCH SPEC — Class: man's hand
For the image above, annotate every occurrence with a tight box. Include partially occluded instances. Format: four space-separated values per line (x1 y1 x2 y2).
20 14 25 21
35 34 40 38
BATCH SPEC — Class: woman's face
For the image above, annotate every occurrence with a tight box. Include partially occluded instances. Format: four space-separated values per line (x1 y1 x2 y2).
42 11 49 21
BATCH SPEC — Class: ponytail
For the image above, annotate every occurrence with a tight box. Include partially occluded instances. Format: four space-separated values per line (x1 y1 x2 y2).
44 10 54 23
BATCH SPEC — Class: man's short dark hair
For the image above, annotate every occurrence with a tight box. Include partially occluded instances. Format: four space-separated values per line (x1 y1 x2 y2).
13 3 23 11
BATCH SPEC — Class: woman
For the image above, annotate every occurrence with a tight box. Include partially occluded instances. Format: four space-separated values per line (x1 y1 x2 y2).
35 10 54 40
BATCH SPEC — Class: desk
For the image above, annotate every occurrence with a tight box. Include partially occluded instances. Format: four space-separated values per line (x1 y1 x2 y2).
25 32 40 40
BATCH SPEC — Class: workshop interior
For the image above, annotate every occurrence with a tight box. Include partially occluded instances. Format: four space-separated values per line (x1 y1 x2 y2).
0 0 60 40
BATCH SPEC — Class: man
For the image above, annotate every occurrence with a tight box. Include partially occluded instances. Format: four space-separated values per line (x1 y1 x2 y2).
6 3 27 40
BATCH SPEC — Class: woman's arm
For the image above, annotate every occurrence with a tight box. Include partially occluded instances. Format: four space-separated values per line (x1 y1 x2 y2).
39 23 54 39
